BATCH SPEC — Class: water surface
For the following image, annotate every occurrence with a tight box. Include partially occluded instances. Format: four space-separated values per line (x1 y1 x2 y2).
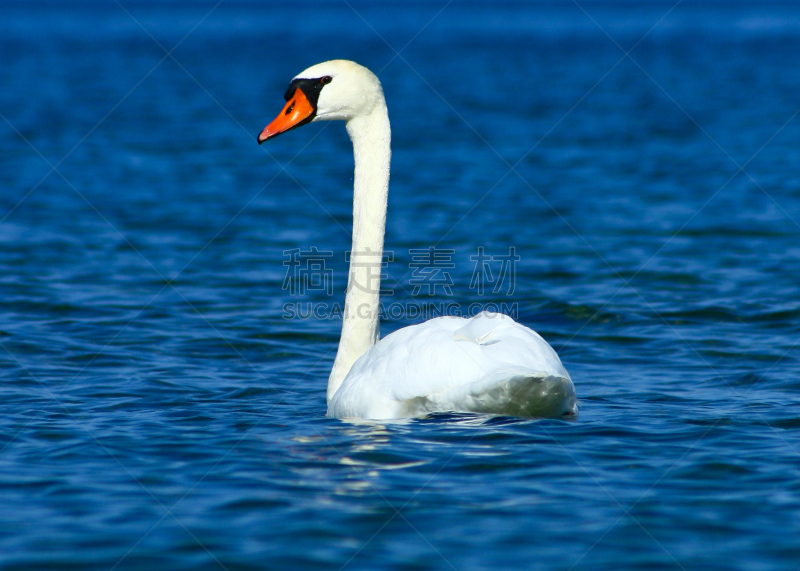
1 1 800 569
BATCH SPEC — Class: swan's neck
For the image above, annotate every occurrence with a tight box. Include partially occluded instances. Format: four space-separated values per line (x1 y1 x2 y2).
327 106 391 402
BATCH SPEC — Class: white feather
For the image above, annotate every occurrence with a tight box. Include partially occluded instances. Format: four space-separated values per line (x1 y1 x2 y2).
329 312 575 419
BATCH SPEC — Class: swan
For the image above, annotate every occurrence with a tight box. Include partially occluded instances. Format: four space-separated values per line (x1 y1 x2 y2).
258 60 576 420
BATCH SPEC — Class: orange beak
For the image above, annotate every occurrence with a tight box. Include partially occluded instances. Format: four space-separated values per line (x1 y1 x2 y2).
257 88 316 144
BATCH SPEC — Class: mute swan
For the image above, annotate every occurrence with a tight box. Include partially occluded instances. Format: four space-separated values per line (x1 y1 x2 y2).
258 60 576 420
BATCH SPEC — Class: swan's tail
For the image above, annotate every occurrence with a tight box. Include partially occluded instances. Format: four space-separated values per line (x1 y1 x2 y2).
403 372 578 419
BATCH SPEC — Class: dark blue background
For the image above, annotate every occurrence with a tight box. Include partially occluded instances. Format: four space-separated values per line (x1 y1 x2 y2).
1 1 799 569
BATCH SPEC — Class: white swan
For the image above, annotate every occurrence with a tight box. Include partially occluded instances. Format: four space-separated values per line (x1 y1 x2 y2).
258 60 577 420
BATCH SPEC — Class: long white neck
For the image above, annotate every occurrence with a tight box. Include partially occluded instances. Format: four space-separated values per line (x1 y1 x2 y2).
327 104 391 402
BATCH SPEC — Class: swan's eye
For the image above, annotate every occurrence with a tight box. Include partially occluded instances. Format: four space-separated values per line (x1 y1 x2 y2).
321 76 332 85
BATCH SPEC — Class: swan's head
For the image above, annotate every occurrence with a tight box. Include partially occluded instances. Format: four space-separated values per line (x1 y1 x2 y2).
257 60 384 144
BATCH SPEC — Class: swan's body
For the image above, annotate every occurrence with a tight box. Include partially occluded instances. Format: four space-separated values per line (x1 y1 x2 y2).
328 312 574 419
259 60 576 420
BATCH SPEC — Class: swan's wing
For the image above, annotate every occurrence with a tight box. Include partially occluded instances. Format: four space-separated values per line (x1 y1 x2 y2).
329 311 574 419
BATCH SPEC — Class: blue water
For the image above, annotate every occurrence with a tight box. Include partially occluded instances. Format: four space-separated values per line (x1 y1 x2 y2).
2 1 800 569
